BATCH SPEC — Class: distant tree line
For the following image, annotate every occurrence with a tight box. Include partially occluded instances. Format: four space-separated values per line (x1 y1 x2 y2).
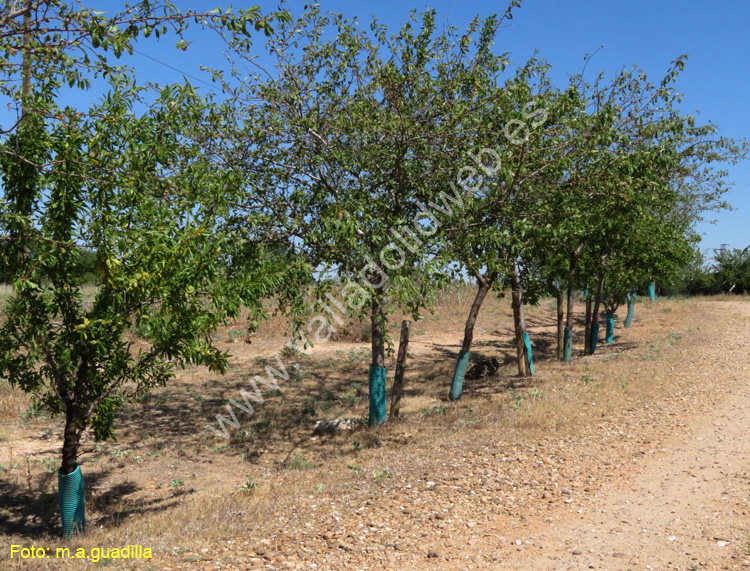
677 246 750 295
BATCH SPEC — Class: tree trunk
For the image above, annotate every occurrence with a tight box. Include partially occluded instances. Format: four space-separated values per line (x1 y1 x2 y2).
556 286 564 360
61 405 79 475
584 293 592 354
461 276 491 353
590 272 605 353
389 321 410 418
510 261 530 377
371 289 386 368
368 288 387 426
563 251 579 362
565 254 577 329
449 274 492 401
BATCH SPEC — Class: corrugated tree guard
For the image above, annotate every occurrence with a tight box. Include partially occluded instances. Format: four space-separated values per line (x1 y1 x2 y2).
450 350 471 401
522 332 534 376
624 300 635 328
59 464 85 539
563 326 573 362
648 281 656 301
368 365 387 426
589 323 600 355
605 313 615 344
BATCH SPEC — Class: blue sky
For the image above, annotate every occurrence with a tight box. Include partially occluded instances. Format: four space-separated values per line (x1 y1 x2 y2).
117 1 750 255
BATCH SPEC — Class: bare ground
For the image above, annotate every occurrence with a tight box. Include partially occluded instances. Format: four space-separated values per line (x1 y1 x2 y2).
1 295 749 570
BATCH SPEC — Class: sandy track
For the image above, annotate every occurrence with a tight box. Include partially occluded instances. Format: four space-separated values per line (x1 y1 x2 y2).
470 301 750 570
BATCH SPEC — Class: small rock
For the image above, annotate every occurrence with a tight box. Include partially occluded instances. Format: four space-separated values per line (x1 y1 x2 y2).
394 542 406 552
313 418 363 435
255 547 267 556
572 549 583 555
542 491 552 500
427 549 439 558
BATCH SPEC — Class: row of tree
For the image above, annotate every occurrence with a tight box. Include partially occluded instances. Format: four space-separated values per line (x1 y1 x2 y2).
213 6 744 402
0 1 745 535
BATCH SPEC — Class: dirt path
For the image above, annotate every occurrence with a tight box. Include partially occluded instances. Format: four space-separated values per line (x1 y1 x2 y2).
467 301 750 570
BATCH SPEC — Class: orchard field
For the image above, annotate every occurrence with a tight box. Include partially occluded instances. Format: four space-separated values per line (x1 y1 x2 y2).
1 293 750 570
1 1 750 570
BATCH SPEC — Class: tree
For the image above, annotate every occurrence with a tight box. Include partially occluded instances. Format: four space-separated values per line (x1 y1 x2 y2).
714 246 750 294
0 1 287 536
443 56 581 396
537 57 743 360
220 7 513 422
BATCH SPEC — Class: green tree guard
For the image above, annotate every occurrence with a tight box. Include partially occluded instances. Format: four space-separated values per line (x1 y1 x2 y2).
624 300 635 327
59 464 85 539
522 332 534 376
667 292 672 300
563 326 573 362
449 350 471 401
368 365 387 426
589 323 600 355
605 313 614 344
648 281 656 301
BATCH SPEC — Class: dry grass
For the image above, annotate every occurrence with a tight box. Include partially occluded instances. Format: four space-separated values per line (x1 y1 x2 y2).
0 291 746 569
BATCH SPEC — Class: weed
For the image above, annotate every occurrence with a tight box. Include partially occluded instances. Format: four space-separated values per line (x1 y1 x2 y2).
303 400 317 417
280 344 303 359
581 375 594 385
359 322 372 342
528 388 543 400
251 420 271 432
238 476 260 494
347 464 362 475
419 405 447 417
21 404 46 421
31 456 58 472
233 429 252 441
510 390 525 411
373 467 394 481
228 328 245 340
155 482 163 489
169 479 184 489
110 448 132 458
0 432 8 442
0 464 7 473
287 454 314 471
640 343 663 360
210 445 230 453
314 484 325 490
341 383 363 407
